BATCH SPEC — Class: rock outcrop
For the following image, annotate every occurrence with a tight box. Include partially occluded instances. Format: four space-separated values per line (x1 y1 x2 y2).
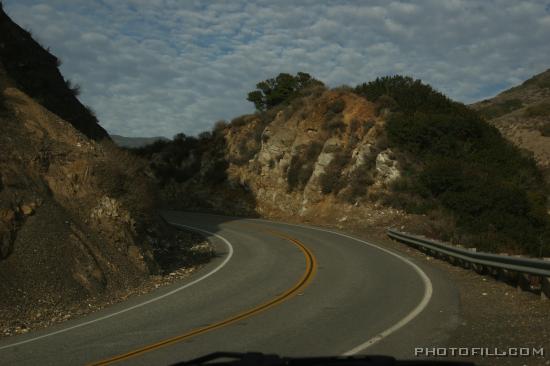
158 87 409 229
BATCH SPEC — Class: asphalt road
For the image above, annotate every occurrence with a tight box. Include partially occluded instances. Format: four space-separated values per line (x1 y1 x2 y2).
0 211 461 365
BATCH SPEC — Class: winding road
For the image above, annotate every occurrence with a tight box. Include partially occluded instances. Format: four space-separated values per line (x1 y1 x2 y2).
0 212 461 365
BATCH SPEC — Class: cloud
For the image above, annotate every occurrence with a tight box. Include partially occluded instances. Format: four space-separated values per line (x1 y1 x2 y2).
2 0 550 137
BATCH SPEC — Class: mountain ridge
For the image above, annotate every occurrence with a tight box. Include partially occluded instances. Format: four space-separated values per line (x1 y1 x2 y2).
110 134 169 148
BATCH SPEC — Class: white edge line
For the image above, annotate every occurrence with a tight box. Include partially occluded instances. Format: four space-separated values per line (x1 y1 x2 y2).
251 218 433 355
0 222 234 351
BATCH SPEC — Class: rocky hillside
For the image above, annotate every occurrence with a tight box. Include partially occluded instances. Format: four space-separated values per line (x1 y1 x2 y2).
140 73 550 257
470 69 550 181
0 11 211 336
0 3 108 140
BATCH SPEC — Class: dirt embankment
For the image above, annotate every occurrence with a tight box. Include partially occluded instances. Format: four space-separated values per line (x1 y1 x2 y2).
0 74 213 337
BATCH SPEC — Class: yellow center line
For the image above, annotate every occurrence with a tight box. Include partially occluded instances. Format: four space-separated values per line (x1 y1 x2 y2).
87 228 317 366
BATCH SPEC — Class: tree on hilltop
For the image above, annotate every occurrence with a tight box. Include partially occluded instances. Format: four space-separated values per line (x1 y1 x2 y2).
247 72 323 111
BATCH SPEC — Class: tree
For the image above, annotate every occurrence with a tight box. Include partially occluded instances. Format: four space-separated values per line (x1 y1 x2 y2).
247 72 323 111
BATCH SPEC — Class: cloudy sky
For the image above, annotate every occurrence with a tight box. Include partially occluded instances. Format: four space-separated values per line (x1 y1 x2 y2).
3 0 550 137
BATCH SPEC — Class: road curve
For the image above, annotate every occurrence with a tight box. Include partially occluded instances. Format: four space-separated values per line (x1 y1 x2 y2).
0 212 461 365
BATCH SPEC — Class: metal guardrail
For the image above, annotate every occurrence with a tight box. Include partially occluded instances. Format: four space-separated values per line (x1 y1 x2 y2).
387 229 550 299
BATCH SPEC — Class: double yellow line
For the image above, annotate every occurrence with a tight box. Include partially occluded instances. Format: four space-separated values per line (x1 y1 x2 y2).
88 228 317 365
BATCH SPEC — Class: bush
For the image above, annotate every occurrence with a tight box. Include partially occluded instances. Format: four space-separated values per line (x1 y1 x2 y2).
344 164 375 202
229 119 266 166
324 117 346 132
65 79 81 96
287 143 323 191
539 122 550 137
230 139 257 165
319 151 350 194
202 159 228 184
230 116 248 127
357 75 550 255
130 132 209 185
324 100 347 132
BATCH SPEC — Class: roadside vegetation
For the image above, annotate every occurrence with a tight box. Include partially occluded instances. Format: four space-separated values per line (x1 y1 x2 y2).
355 75 550 255
131 130 228 186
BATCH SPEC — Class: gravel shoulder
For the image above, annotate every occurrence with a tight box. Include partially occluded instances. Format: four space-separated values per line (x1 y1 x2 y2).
0 228 214 339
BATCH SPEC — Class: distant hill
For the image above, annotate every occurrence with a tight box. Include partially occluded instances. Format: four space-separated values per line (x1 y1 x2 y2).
470 68 550 175
111 134 169 148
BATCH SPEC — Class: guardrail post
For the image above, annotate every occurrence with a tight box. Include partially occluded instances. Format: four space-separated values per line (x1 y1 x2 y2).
497 268 512 284
472 263 486 274
516 273 530 292
542 277 550 300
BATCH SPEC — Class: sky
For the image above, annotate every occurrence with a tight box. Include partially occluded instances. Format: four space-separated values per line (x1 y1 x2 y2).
3 0 550 138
